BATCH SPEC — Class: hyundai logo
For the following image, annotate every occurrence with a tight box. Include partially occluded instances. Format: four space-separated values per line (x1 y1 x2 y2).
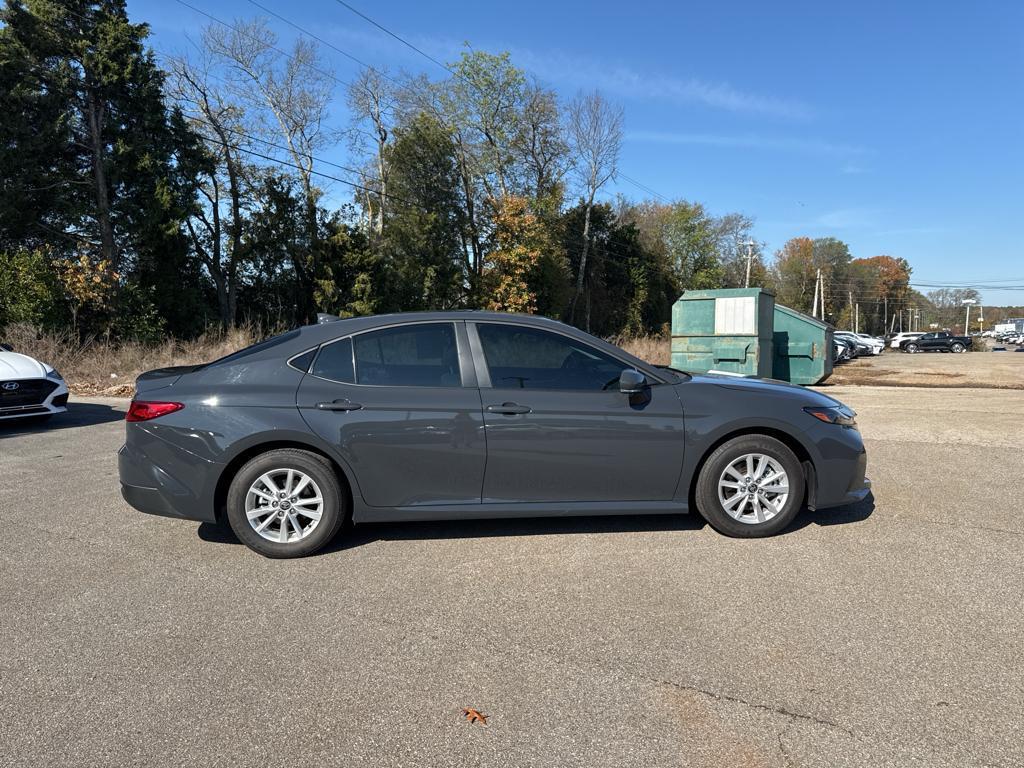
1 382 19 391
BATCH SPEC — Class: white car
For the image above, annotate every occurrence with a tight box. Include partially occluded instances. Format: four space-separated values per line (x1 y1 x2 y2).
889 332 923 350
836 331 885 355
0 344 69 423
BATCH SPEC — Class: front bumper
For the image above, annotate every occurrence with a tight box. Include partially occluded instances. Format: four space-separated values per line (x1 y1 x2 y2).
0 378 68 421
814 436 871 509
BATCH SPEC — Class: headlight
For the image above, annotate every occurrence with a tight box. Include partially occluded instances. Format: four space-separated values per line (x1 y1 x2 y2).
45 367 64 381
803 405 857 427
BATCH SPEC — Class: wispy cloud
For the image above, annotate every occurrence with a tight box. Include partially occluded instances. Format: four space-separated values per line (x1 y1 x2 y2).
814 208 878 229
841 161 869 174
314 24 813 120
627 131 870 156
511 49 813 119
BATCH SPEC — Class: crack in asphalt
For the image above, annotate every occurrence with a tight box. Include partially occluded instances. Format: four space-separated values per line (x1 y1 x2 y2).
648 676 855 737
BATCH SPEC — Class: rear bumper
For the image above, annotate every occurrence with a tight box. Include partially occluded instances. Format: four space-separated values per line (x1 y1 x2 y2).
118 441 219 523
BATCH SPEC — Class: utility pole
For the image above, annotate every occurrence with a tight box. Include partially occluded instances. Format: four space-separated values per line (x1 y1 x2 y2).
883 295 887 334
962 299 975 335
978 305 984 333
811 268 820 318
855 303 859 333
743 240 756 288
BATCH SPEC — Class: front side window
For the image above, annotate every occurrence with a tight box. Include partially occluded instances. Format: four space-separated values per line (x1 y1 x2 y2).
353 323 460 387
477 323 628 391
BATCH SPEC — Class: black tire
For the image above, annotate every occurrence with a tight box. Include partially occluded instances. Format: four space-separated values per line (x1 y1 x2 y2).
951 343 965 353
226 448 346 558
906 343 919 353
695 435 805 538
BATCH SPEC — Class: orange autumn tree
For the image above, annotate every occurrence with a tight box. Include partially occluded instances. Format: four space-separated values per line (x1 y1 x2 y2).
484 195 553 313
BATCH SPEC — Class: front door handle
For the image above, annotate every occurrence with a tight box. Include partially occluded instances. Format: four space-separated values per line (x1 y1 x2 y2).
315 399 363 412
485 402 531 415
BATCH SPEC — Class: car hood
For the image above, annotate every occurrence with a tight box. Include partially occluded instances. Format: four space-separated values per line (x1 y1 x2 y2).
0 351 48 379
684 371 844 408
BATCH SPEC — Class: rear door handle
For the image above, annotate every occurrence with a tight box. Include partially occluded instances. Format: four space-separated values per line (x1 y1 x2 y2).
485 402 531 415
315 399 363 412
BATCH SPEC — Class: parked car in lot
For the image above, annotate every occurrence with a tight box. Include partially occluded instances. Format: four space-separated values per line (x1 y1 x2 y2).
833 336 857 362
842 332 885 355
118 312 871 557
889 332 924 349
900 331 972 353
0 343 69 423
834 332 874 357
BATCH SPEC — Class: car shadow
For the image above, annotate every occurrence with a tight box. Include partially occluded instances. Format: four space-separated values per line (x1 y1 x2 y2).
197 493 876 554
0 401 125 437
785 492 876 533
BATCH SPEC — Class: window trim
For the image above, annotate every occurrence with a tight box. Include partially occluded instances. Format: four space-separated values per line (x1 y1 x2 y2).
467 320 668 392
306 320 472 389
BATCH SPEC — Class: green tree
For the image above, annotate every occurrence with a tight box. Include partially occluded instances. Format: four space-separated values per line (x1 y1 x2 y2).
0 0 204 336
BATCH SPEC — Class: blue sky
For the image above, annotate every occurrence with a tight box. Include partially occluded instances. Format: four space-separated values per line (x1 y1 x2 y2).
132 0 1024 306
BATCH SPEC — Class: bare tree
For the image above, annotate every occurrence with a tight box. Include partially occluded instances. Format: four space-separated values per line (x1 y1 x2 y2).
567 91 623 328
204 19 335 318
514 80 569 202
168 50 251 328
347 67 397 237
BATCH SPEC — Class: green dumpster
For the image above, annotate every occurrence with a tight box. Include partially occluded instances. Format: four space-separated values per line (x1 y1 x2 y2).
670 288 775 377
772 304 833 385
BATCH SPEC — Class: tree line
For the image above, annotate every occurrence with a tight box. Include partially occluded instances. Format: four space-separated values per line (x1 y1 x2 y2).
1 0 946 344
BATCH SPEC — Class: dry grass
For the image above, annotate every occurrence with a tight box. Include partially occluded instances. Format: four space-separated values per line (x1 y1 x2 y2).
617 335 670 366
1 326 673 397
2 323 264 397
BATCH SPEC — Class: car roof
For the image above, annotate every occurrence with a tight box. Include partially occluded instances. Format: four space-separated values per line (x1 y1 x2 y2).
222 311 672 381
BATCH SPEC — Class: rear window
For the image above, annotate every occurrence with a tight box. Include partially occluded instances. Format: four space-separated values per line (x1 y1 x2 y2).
206 330 301 367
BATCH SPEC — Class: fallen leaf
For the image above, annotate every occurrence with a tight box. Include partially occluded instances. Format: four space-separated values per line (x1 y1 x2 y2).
461 707 488 725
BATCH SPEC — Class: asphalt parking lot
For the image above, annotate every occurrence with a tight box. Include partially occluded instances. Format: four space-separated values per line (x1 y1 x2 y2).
2 386 1023 767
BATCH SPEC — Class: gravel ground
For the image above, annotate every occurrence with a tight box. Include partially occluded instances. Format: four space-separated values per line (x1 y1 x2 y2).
1 388 1022 768
826 345 1024 388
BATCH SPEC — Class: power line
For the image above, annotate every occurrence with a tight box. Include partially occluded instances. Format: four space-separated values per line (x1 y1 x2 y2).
328 0 676 205
171 0 356 92
244 0 403 88
330 0 456 79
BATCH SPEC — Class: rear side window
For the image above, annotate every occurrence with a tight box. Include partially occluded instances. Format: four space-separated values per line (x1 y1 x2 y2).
353 323 460 387
312 338 354 382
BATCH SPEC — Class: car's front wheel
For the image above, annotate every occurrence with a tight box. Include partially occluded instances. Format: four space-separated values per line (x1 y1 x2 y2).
695 435 804 537
226 448 346 558
951 342 965 353
905 343 920 353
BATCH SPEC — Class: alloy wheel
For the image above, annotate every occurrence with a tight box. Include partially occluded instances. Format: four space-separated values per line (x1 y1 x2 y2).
245 468 324 544
717 453 790 525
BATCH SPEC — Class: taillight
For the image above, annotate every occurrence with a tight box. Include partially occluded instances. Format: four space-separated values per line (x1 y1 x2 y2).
126 400 184 422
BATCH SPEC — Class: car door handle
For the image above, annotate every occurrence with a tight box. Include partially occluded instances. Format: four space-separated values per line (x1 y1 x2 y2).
315 399 363 412
485 402 531 415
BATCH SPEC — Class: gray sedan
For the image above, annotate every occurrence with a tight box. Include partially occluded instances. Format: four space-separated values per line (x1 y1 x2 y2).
118 312 870 557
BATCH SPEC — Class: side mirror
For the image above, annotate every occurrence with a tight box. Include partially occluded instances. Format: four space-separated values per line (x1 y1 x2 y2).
619 369 647 394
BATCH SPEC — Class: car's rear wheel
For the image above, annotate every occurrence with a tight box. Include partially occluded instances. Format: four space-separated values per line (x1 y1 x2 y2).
226 448 346 558
906 343 920 353
695 435 804 538
951 342 965 353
